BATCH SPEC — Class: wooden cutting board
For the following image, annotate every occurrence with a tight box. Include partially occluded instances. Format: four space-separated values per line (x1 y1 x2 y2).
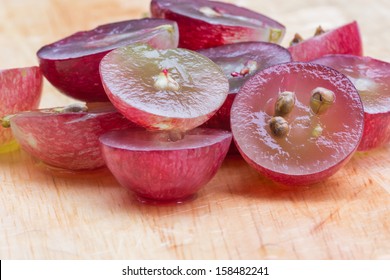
1 0 389 259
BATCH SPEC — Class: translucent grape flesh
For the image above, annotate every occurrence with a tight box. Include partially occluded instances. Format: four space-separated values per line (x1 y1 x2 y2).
231 63 364 182
100 44 228 131
198 42 292 93
312 55 390 151
312 55 390 114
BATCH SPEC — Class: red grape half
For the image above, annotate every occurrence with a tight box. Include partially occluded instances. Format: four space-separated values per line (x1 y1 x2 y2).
312 54 390 151
8 103 137 170
231 62 364 186
100 43 229 133
151 0 285 50
99 128 232 203
288 21 363 62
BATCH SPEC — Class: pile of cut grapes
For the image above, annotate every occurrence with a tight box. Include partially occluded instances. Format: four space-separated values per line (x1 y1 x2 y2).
1 0 389 203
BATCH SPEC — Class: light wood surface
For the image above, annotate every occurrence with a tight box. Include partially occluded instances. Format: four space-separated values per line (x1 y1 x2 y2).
1 0 390 260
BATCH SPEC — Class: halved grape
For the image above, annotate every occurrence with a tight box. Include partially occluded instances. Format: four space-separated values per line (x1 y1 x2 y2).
100 43 229 132
151 0 285 50
198 41 292 130
231 62 364 186
37 18 179 102
312 54 390 151
0 66 43 153
99 127 232 203
288 21 363 62
8 103 137 170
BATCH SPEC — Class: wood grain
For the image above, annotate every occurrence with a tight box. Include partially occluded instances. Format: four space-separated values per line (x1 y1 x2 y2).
1 0 390 259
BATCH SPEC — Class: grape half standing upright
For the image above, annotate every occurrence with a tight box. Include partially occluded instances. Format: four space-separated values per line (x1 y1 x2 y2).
0 66 43 153
37 18 179 102
100 43 229 133
99 128 232 203
312 54 390 151
231 62 364 186
151 0 285 50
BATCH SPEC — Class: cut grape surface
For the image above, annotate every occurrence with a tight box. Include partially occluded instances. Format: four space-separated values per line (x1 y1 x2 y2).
100 128 232 203
312 54 390 151
231 62 364 186
288 21 362 62
198 42 292 130
151 0 285 50
100 43 229 132
37 18 179 102
9 103 137 170
0 66 43 153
